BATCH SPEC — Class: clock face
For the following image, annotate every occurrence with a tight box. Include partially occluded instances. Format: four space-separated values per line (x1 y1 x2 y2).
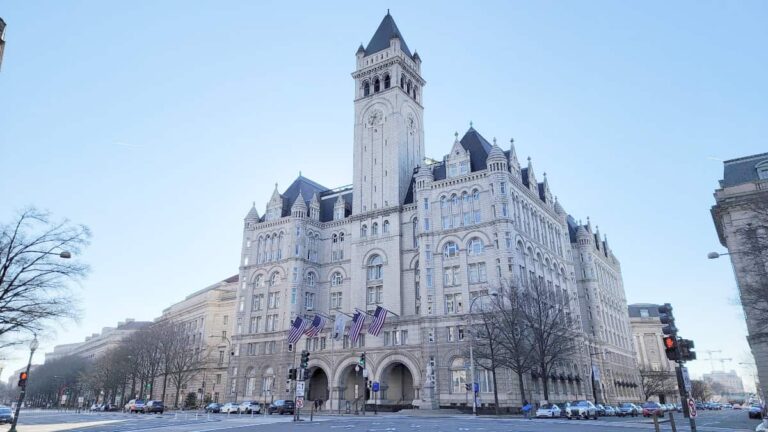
367 109 383 126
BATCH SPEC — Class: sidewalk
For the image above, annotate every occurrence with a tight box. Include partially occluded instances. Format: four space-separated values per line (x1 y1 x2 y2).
0 420 121 432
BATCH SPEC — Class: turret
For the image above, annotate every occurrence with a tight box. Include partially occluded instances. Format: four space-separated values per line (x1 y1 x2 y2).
265 183 284 221
291 192 307 218
486 138 508 172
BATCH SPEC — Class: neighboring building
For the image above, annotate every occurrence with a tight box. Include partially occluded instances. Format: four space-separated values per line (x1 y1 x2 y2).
6 364 40 387
152 275 238 406
711 152 768 403
628 303 679 403
229 13 639 410
44 319 151 363
703 370 745 395
570 220 641 404
0 18 5 71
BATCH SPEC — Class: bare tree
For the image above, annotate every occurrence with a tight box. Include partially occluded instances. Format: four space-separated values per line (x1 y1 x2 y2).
493 284 536 405
690 379 713 402
470 299 506 414
521 278 579 401
25 354 88 408
165 325 204 408
0 208 90 343
638 368 676 401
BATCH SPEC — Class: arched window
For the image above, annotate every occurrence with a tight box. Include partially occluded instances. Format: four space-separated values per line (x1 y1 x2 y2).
468 238 484 255
331 272 343 286
361 224 368 237
254 275 264 287
451 194 461 227
367 255 383 281
384 74 391 89
306 272 316 287
413 85 418 102
407 80 412 95
372 222 379 236
443 241 459 258
269 272 280 287
383 220 390 234
400 74 405 88
374 77 381 93
363 81 370 97
332 234 338 244
339 232 344 243
412 217 418 248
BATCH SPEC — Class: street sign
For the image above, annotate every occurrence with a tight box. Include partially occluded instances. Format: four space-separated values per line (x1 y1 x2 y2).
681 367 692 393
363 368 369 378
372 381 380 392
296 381 305 397
296 397 304 409
688 398 697 418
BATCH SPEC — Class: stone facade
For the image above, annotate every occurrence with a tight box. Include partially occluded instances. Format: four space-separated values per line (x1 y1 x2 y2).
702 370 745 395
152 275 238 406
711 151 768 402
0 18 5 71
229 13 640 410
44 319 151 363
628 303 680 403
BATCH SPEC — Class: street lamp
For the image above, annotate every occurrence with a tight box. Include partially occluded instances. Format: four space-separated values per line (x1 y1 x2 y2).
9 335 39 432
468 290 498 416
707 251 742 259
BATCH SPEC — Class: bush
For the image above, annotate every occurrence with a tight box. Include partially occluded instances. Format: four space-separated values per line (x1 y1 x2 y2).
184 392 197 409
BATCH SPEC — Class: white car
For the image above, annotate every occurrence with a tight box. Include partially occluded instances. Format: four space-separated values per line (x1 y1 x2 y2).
238 401 260 414
221 402 240 414
566 400 598 420
535 403 562 418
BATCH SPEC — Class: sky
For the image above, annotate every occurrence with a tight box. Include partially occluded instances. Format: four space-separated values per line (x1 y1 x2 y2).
1 1 766 386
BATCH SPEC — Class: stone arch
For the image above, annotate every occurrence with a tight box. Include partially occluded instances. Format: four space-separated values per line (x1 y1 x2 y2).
460 230 492 246
361 100 395 121
361 248 389 267
435 234 463 253
332 355 374 388
373 352 422 388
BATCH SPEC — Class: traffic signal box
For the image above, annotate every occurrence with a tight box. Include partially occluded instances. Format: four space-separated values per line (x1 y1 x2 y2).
18 372 28 388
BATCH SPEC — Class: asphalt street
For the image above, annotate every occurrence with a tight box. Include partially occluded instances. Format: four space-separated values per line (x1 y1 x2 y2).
0 409 761 432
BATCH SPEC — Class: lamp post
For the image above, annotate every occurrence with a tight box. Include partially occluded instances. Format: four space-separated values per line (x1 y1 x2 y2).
9 336 39 432
468 290 498 416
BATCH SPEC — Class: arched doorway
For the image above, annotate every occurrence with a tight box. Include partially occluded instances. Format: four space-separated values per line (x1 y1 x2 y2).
380 362 415 406
339 363 366 411
306 367 330 410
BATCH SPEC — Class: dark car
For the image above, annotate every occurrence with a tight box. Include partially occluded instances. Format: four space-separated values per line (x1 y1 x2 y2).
749 404 763 419
143 400 164 414
268 400 295 415
205 403 222 413
642 402 663 417
0 406 13 424
617 403 639 417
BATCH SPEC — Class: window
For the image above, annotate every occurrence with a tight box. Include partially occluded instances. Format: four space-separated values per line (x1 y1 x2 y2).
500 182 507 194
249 316 261 333
423 198 429 209
367 286 383 304
374 77 380 93
367 255 383 281
384 73 391 89
304 292 315 310
254 275 264 287
269 272 280 287
305 272 316 287
758 161 768 180
223 315 229 325
460 160 469 174
443 266 460 286
266 314 279 331
383 220 390 234
468 262 487 284
426 268 433 288
252 294 264 311
268 292 280 309
451 359 467 394
331 292 343 309
468 238 483 255
443 242 459 258
423 218 430 232
372 222 379 236
445 293 463 314
640 309 649 318
361 224 368 237
331 272 343 286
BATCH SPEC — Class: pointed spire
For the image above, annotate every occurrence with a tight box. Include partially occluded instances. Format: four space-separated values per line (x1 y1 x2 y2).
245 202 260 220
469 120 474 129
310 192 320 207
365 12 413 57
291 192 307 217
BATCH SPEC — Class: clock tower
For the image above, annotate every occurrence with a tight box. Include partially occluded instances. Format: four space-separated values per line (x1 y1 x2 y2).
352 12 425 213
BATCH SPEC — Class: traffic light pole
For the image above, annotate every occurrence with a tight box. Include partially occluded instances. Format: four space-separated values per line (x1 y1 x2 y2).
9 348 35 432
660 303 696 432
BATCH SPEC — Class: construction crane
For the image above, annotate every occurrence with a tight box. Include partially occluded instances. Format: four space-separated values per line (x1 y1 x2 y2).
703 350 722 372
715 357 733 371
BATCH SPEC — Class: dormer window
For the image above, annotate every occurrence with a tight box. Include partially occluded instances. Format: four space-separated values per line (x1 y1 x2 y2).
758 160 768 180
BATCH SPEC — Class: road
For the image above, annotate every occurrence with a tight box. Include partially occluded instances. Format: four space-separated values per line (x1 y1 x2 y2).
0 408 761 432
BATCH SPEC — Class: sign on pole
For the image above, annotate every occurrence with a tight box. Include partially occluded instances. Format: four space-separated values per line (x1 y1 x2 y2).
296 397 304 409
296 381 305 397
688 398 697 418
372 382 380 392
681 367 692 393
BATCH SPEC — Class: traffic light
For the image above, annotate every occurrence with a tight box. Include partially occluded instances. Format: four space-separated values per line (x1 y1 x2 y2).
359 352 366 367
300 350 310 369
465 383 472 391
658 303 677 336
288 368 297 380
17 372 28 388
663 336 680 361
679 339 697 361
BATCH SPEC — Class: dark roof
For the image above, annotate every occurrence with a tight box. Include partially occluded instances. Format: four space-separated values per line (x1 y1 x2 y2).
318 188 353 222
223 274 239 283
567 215 579 243
281 175 329 217
722 152 768 188
459 127 493 172
365 12 413 58
404 176 415 204
627 303 662 318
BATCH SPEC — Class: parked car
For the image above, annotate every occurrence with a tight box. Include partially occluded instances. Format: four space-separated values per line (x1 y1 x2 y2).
0 406 14 424
143 400 164 414
90 403 103 411
555 403 571 417
617 403 639 417
749 404 763 419
205 403 222 413
733 404 743 410
221 403 240 414
595 404 606 416
238 401 260 414
268 400 295 415
604 405 617 416
125 399 146 413
642 402 663 417
566 400 598 420
535 403 561 418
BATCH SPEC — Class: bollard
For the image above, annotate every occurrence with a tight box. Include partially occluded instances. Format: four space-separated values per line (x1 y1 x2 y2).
669 411 677 432
653 413 661 432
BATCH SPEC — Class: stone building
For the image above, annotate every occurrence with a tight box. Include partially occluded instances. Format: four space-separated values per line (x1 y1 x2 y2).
711 151 768 404
229 12 639 410
44 319 151 363
628 303 679 403
703 370 745 396
0 18 5 71
153 275 238 406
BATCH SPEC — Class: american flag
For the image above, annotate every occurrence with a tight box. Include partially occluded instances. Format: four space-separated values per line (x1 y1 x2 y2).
368 306 388 336
348 311 366 344
287 316 307 344
304 315 326 338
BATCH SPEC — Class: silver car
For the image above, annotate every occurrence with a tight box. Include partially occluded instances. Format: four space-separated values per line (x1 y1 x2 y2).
566 400 598 420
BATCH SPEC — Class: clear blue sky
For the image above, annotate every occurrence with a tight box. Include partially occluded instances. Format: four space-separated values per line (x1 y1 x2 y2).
1 1 766 383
